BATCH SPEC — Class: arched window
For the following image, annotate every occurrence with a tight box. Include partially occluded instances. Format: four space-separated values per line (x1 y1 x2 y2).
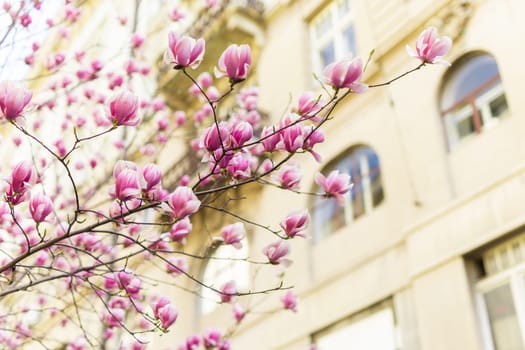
440 52 508 148
312 145 384 241
199 239 249 315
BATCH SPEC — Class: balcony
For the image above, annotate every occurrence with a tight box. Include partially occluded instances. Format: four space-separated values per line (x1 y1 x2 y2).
157 0 266 111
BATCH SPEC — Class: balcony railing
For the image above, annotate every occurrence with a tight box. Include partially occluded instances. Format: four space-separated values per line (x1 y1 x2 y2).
186 0 264 38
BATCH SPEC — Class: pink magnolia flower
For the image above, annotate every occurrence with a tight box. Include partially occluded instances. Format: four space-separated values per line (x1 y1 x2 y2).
226 152 252 180
112 168 140 201
215 44 251 83
174 111 186 126
220 281 237 303
181 335 201 350
166 186 200 219
323 56 367 93
164 32 205 69
280 124 305 153
272 162 302 190
166 256 188 275
140 163 162 192
203 328 222 347
297 91 324 118
131 33 145 48
169 7 185 21
0 81 32 120
197 72 213 88
6 161 33 205
407 26 452 65
315 170 351 205
29 193 53 223
232 303 246 323
169 217 192 242
158 303 178 329
281 291 298 312
20 13 32 27
260 126 281 152
263 240 291 265
117 270 141 297
230 121 253 147
104 307 125 328
108 90 139 126
202 122 230 151
220 222 245 248
280 210 309 238
153 296 170 318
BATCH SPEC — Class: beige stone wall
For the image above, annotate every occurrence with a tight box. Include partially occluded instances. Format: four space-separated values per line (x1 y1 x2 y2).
197 0 525 348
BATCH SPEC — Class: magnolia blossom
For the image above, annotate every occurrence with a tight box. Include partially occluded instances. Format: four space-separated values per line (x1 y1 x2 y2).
215 44 251 82
272 162 302 190
0 81 32 120
164 32 205 69
280 210 309 238
226 152 252 180
6 161 33 205
260 126 281 152
297 91 324 118
108 90 139 126
203 328 222 347
323 56 367 93
407 26 452 65
281 291 298 312
166 186 201 219
230 121 253 147
263 240 291 265
233 303 246 323
158 302 178 329
202 122 230 151
153 297 170 318
315 170 351 205
220 281 237 303
112 167 140 201
169 217 192 242
140 163 162 193
220 222 245 248
166 256 188 276
29 193 53 223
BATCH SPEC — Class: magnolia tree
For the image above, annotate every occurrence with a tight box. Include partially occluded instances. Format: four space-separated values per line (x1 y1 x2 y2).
0 1 452 349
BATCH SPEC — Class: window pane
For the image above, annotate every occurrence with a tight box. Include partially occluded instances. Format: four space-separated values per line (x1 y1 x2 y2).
484 284 525 350
315 13 332 38
441 54 501 110
456 113 475 139
201 242 249 314
342 24 357 55
315 308 397 350
489 93 508 118
312 146 383 240
313 197 344 241
350 156 364 219
320 42 336 67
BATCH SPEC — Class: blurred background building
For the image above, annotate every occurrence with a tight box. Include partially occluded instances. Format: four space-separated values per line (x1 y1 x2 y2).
172 0 525 349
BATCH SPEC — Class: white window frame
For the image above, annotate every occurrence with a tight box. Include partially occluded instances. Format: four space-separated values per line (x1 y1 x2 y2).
199 239 249 315
476 235 525 350
310 0 357 73
444 80 507 149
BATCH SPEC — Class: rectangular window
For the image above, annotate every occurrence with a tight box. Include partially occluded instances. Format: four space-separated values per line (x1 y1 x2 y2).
312 301 399 350
310 0 357 73
476 234 525 350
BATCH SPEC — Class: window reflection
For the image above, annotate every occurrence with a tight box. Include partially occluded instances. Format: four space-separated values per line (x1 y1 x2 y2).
312 145 384 241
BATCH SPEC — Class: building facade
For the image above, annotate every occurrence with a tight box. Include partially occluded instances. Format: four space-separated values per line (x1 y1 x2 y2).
176 0 525 349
